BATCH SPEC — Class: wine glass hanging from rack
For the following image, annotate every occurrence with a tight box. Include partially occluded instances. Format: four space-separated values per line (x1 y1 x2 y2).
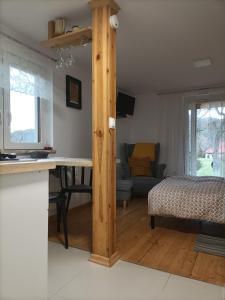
55 36 90 69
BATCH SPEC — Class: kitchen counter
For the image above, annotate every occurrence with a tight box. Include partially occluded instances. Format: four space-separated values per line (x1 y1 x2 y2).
0 159 56 175
0 157 96 175
0 159 56 300
47 157 93 167
0 156 94 300
0 156 119 175
0 156 119 299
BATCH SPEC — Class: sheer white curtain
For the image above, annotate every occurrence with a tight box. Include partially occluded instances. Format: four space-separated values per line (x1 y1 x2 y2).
185 91 225 177
0 34 53 148
158 94 186 176
0 34 53 100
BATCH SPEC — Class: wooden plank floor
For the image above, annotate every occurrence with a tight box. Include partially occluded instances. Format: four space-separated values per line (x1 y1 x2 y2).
49 199 225 286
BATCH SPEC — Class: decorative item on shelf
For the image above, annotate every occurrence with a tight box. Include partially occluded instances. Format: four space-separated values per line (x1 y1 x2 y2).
66 26 90 47
48 19 66 39
55 46 76 69
66 75 81 110
72 25 81 32
54 18 66 36
43 23 92 48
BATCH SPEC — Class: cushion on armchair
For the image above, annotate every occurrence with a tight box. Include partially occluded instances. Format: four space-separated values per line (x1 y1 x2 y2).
123 143 161 177
132 143 156 161
128 157 153 176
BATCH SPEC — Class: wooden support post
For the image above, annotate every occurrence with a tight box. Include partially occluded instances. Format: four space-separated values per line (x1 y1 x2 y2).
89 0 120 267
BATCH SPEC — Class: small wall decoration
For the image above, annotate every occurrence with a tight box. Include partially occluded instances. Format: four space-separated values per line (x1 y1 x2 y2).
66 75 82 109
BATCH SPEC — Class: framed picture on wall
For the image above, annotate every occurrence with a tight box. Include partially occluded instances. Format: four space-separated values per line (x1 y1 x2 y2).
66 75 82 109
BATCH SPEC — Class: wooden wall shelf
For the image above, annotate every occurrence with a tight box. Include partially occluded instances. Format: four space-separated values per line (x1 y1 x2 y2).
40 27 92 49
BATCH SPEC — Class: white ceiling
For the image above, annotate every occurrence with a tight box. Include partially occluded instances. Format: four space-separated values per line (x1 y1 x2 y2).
0 0 225 94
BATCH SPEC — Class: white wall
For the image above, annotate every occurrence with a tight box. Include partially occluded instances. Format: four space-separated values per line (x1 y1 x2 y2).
116 118 131 156
53 68 92 158
116 93 186 176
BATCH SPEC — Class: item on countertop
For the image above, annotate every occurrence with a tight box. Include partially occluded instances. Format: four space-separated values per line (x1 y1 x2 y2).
30 151 49 159
0 152 17 161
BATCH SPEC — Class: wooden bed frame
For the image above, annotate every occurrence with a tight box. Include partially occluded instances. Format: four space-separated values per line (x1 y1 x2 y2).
149 215 205 231
150 215 155 229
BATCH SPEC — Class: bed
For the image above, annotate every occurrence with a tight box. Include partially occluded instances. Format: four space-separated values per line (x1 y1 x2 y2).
148 176 225 228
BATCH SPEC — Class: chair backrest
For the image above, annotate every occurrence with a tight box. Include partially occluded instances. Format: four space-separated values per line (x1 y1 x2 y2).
49 167 64 192
124 143 160 162
61 166 93 188
123 143 161 177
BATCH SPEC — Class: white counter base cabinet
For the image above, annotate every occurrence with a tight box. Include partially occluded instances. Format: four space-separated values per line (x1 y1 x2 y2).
0 170 49 300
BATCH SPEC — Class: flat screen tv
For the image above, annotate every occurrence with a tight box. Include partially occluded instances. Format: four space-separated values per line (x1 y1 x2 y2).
116 92 135 118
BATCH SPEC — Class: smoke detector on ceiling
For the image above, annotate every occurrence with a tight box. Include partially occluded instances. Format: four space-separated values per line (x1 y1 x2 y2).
193 58 212 68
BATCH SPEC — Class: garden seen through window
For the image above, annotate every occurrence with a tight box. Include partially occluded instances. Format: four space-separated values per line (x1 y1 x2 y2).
10 67 39 144
188 101 225 177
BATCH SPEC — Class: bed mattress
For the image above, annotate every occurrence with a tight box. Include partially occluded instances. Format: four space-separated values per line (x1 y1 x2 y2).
148 176 225 224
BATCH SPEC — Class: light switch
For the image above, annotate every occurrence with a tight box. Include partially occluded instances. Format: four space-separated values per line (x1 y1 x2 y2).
109 117 116 129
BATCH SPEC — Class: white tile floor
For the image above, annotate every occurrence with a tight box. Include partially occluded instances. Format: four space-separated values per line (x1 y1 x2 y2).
48 242 225 300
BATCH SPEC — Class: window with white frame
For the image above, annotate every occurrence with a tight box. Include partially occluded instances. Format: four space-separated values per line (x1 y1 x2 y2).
0 86 3 150
0 35 53 150
186 94 225 177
